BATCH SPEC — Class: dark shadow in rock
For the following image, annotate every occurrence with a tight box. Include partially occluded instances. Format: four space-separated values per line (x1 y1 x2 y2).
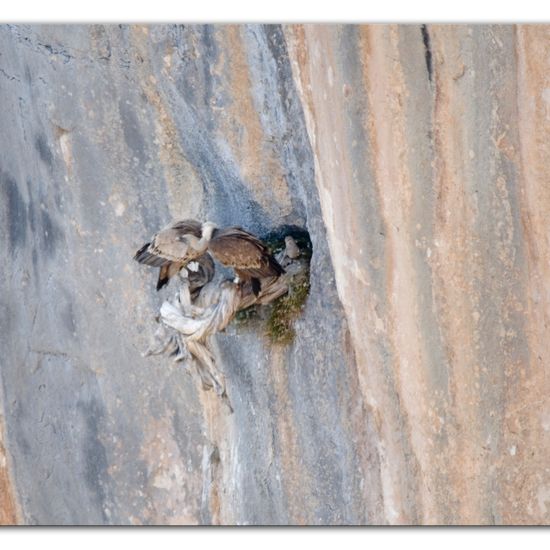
2 171 28 253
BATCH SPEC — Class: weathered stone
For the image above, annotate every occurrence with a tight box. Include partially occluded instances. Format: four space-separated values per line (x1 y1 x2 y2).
0 23 549 525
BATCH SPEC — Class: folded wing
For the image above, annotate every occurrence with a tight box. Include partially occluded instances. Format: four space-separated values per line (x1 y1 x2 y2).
134 219 204 290
208 227 285 286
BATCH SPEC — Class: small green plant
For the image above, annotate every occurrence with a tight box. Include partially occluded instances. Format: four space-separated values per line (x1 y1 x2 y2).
232 225 312 343
266 272 310 345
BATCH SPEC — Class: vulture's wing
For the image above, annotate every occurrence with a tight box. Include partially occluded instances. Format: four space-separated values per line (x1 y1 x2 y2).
134 241 172 267
135 220 205 291
208 227 285 279
134 219 202 266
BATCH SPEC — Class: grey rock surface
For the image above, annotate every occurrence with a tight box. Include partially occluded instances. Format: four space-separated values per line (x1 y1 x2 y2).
2 23 549 525
0 24 370 525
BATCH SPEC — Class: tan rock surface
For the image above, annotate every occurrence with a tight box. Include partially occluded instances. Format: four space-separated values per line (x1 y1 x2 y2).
286 24 550 524
0 24 548 525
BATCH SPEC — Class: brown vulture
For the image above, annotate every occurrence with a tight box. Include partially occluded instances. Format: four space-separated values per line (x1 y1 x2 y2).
199 222 285 296
134 220 285 296
134 219 214 292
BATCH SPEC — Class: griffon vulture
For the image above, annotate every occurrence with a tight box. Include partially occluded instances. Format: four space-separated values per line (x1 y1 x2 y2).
184 222 285 296
134 220 285 296
134 219 214 292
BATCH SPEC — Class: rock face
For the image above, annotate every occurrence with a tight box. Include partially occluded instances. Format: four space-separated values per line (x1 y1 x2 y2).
0 24 549 525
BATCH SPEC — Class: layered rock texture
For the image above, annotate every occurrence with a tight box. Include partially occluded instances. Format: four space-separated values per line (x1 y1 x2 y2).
0 24 549 525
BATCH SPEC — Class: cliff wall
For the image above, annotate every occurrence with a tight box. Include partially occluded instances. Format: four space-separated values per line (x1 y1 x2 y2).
0 24 548 524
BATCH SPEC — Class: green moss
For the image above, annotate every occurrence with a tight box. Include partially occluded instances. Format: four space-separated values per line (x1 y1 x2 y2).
266 272 310 345
232 226 312 343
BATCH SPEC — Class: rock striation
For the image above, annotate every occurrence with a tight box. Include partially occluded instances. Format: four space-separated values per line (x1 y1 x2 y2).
0 24 549 524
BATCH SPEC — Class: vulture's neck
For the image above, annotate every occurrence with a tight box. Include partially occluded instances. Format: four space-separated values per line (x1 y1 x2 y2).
185 222 216 253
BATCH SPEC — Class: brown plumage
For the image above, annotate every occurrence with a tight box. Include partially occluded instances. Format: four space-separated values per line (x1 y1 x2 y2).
206 225 285 295
134 219 212 291
159 254 215 295
135 220 285 296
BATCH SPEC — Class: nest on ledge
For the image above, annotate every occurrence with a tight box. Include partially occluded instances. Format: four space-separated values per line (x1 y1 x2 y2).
143 233 311 413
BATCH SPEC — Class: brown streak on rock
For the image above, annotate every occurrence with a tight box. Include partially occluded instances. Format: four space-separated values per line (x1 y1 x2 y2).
130 26 204 220
267 348 310 524
218 27 292 216
0 416 19 525
430 26 488 524
513 25 550 525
